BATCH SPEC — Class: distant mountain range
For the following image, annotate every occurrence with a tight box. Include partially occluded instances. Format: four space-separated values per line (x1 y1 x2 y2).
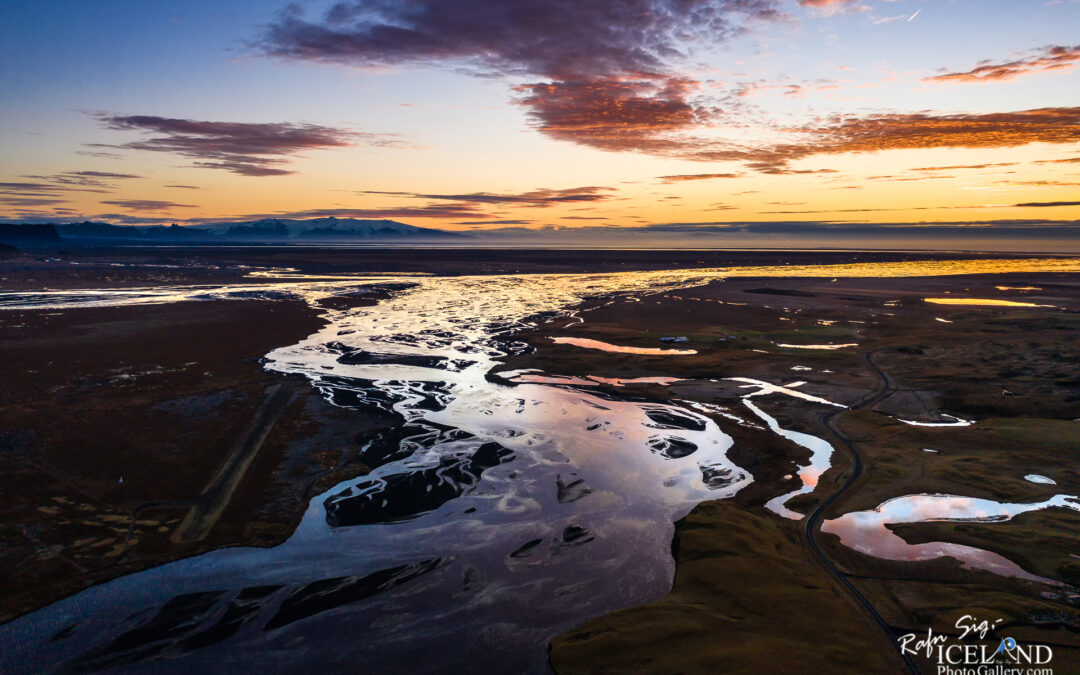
6 217 1077 252
0 217 465 247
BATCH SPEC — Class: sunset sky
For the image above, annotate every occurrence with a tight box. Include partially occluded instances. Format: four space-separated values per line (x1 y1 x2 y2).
1 0 1078 247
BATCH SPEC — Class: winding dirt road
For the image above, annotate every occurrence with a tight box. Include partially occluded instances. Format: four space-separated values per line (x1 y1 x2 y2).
804 351 920 674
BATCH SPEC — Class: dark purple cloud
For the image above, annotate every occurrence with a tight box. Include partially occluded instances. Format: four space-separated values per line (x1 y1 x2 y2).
757 200 1080 214
22 170 140 190
252 1 1080 177
100 199 197 211
0 197 71 207
69 170 141 179
1014 201 1080 208
0 171 142 212
259 1 781 169
187 204 494 222
360 186 614 207
0 180 109 196
93 115 404 176
76 149 124 159
0 181 73 196
259 0 782 80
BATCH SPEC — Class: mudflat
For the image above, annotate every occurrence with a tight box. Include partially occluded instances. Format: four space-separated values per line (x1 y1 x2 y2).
0 271 395 621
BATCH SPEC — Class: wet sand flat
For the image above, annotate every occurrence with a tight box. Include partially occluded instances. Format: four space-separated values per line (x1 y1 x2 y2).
0 290 391 622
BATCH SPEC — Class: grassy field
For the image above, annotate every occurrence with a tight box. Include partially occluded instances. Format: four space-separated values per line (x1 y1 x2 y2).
528 271 1080 673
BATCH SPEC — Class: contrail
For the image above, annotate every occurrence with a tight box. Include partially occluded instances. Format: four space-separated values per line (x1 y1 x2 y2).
907 8 920 21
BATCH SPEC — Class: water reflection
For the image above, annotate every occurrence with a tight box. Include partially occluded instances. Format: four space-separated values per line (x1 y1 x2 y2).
5 256 1080 312
1026 475 1057 485
743 401 834 521
0 280 381 310
897 414 974 427
774 342 858 350
501 370 683 387
0 271 755 675
924 298 1054 308
550 336 697 355
727 377 846 408
822 493 1080 583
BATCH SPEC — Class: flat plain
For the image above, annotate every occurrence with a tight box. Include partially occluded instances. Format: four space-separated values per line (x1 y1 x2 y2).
1 247 1078 673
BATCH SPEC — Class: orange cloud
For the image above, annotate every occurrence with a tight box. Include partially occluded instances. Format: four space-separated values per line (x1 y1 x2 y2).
731 107 1080 172
516 77 702 154
658 173 741 182
360 186 615 207
924 44 1080 85
516 73 1080 173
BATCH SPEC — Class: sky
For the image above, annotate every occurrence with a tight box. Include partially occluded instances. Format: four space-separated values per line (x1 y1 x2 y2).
1 0 1078 249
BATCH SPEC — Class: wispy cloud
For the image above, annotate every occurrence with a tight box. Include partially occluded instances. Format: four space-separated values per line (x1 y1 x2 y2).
92 115 404 176
704 106 1080 173
454 219 534 225
506 87 1080 173
0 168 140 202
758 200 1080 214
360 186 615 207
258 1 783 170
798 0 870 16
76 149 124 159
68 170 141 179
658 173 741 182
1014 201 1080 208
0 181 87 196
908 162 1019 172
100 199 197 211
259 0 783 80
0 196 72 207
21 170 141 190
924 44 1080 85
217 205 493 221
474 220 1080 244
